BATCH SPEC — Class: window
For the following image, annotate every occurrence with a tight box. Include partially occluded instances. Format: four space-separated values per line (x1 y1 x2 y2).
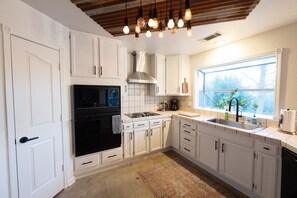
196 54 278 116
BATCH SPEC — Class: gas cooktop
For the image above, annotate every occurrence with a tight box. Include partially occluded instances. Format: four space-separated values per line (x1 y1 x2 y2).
125 112 161 118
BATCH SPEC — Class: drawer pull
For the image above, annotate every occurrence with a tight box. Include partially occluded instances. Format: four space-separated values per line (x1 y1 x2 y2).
184 148 190 152
263 147 270 151
108 154 117 158
184 124 191 127
82 161 92 165
184 138 191 142
222 143 225 153
184 130 191 134
126 126 131 128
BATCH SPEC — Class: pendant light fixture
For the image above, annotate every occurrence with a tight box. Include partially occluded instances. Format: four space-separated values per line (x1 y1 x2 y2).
184 0 192 21
187 20 192 36
152 0 159 29
137 0 145 27
148 3 154 28
177 0 184 28
135 15 141 34
158 11 163 38
164 0 169 30
123 0 130 34
168 0 175 29
146 25 152 38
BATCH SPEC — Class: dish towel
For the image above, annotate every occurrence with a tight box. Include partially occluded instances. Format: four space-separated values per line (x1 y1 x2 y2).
112 115 121 134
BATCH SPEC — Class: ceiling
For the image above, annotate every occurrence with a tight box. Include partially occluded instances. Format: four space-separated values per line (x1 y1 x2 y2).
21 0 297 55
70 0 260 37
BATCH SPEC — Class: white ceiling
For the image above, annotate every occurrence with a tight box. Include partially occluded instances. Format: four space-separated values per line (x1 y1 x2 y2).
21 0 297 55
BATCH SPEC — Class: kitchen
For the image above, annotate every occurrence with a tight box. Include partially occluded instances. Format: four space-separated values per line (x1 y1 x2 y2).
1 0 297 198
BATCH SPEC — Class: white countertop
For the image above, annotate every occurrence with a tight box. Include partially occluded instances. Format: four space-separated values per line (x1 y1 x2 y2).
122 111 297 153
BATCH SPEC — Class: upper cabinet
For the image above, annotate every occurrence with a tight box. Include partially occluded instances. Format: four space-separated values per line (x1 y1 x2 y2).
165 55 190 96
150 54 166 96
70 31 121 79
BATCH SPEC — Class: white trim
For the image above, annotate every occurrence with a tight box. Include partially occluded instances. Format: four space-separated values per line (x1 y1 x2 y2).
274 48 283 119
1 23 69 197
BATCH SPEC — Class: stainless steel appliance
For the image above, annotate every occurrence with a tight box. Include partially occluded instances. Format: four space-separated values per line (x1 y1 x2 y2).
158 102 168 111
171 99 179 111
73 85 121 157
125 112 160 118
281 147 297 197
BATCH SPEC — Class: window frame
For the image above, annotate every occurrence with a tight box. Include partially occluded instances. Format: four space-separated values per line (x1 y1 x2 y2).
194 49 283 119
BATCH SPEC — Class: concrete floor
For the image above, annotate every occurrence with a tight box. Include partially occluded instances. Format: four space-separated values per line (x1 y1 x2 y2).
56 151 243 198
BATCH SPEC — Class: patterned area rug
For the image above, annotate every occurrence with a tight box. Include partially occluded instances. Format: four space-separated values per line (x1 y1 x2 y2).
138 152 242 198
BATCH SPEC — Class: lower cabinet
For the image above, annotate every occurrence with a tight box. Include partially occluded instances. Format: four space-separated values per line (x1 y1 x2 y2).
150 125 163 152
219 139 254 190
101 147 122 164
197 133 219 171
134 128 149 156
123 130 134 159
162 119 172 148
172 118 180 150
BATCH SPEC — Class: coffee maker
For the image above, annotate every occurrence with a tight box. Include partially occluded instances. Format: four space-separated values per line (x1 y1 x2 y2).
170 99 179 111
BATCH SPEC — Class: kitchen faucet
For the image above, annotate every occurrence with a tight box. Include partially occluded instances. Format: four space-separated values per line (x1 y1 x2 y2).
228 97 242 122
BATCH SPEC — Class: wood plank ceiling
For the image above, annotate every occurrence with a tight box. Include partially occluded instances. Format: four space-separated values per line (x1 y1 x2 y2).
71 0 260 37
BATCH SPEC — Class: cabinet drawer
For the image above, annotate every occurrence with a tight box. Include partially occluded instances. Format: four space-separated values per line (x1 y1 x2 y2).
181 121 196 131
181 127 196 137
181 132 196 147
180 142 195 159
150 119 163 126
123 123 133 130
102 148 122 164
134 121 149 129
75 153 100 171
256 141 279 156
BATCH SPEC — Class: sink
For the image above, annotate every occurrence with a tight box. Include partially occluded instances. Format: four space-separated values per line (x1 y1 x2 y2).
206 118 266 132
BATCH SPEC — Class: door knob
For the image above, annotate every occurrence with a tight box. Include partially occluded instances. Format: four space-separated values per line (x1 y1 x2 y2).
19 136 39 143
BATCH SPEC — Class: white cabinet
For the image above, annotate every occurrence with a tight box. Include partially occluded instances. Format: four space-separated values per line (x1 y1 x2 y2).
165 55 190 96
150 54 166 95
150 125 162 152
172 118 180 150
101 147 122 164
197 133 219 171
219 139 254 190
254 141 279 198
134 128 149 156
162 119 172 148
120 47 128 96
123 130 134 159
70 30 121 79
70 31 98 78
74 153 101 171
99 37 121 79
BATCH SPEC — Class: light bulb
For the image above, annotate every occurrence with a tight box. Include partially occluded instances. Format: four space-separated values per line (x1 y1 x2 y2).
187 29 192 37
168 19 175 29
137 17 146 28
148 18 154 27
135 25 141 34
177 19 184 28
184 9 192 21
170 28 177 34
123 26 130 34
152 18 159 29
158 31 163 38
146 30 151 38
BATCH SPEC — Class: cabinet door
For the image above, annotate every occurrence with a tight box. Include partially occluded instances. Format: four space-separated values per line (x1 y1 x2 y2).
219 140 254 190
171 118 180 150
134 129 149 156
150 126 162 152
163 119 172 148
166 56 180 95
197 133 219 171
70 31 98 77
179 55 190 95
151 54 166 95
123 132 134 159
99 37 120 79
254 152 278 198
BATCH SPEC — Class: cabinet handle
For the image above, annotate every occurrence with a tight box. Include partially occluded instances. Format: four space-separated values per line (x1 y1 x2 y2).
108 154 117 158
93 65 97 75
130 133 132 140
263 147 270 151
146 130 148 136
184 148 190 152
222 143 225 153
178 87 180 93
82 161 92 165
138 124 145 126
151 129 153 136
100 66 103 76
184 124 191 127
157 86 159 93
184 138 190 142
184 130 191 134
215 141 218 150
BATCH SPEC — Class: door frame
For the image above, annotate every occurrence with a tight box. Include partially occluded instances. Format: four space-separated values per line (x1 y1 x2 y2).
1 24 70 198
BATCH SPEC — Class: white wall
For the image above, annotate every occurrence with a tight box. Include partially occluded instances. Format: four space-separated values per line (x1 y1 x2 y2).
190 22 297 112
0 0 74 197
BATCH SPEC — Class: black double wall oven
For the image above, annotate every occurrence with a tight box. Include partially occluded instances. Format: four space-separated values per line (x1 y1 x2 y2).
73 85 121 157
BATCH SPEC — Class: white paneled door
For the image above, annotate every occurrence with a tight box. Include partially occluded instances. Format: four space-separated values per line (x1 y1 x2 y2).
11 36 64 198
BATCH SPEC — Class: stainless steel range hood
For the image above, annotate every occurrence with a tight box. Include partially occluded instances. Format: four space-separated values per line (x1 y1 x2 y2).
127 51 157 84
